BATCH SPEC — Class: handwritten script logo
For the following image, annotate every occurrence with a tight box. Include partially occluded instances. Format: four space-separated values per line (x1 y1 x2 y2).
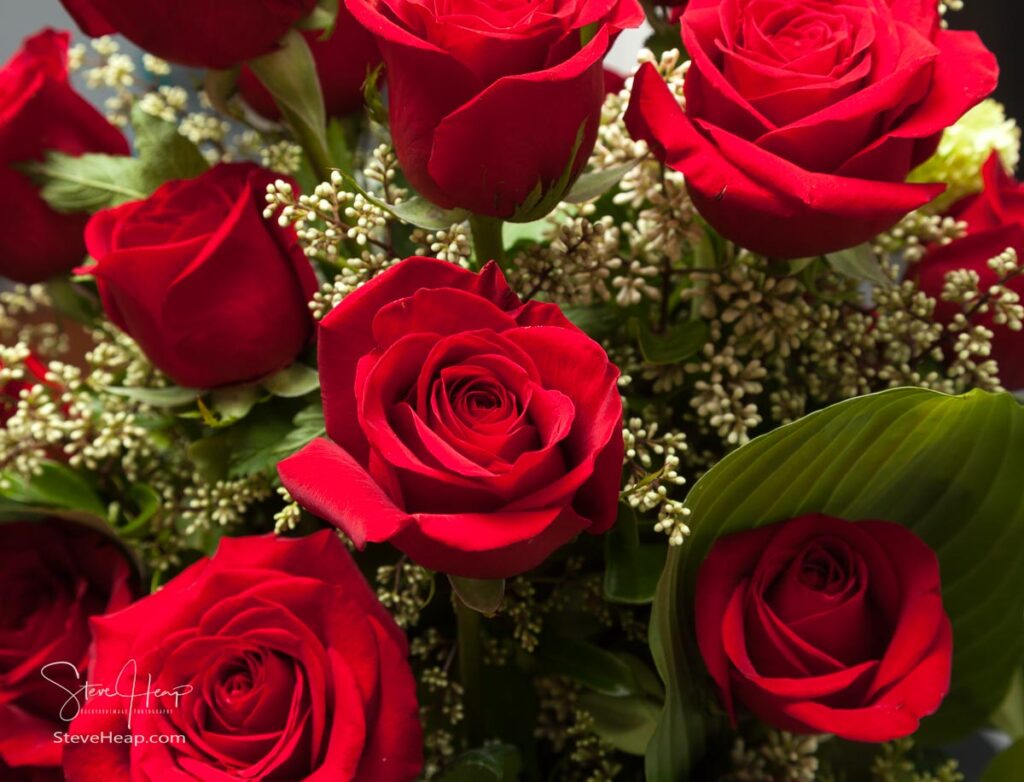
41 659 193 729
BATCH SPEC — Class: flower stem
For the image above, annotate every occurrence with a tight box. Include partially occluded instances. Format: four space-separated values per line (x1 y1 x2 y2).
455 593 484 746
469 215 505 268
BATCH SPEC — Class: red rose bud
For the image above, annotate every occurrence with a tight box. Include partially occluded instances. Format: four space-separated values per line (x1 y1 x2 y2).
82 163 318 390
60 0 318 69
279 258 624 579
239 18 381 120
0 520 135 772
915 153 1024 390
695 514 953 741
345 0 645 219
0 30 128 284
62 532 423 782
625 0 998 259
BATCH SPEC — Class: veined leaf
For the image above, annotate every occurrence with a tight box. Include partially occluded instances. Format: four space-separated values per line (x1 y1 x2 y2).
21 152 147 213
825 243 893 287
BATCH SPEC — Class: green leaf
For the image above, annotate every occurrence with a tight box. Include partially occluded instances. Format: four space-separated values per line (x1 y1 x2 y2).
563 306 624 340
825 243 893 287
105 385 200 407
579 691 660 756
131 104 208 188
119 483 162 536
1 461 106 519
647 389 1024 780
604 504 666 604
438 744 522 782
564 160 640 204
21 152 148 213
537 636 652 698
632 318 710 365
209 385 259 424
202 67 240 118
992 668 1024 740
262 364 320 398
509 124 586 224
982 739 1024 782
296 0 339 32
46 277 99 324
248 30 332 177
389 195 469 231
449 575 505 615
228 402 326 477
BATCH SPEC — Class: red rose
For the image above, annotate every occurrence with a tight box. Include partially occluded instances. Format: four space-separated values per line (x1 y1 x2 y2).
83 163 318 389
239 18 381 120
278 258 623 579
63 531 423 782
695 514 952 741
625 0 998 259
915 153 1024 390
0 519 135 773
0 30 128 284
344 0 644 219
60 0 318 69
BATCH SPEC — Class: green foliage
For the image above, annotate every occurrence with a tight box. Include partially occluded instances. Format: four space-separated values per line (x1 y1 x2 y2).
262 363 321 398
982 739 1024 782
248 30 333 177
632 318 710 365
825 243 893 287
438 744 522 781
565 160 640 204
449 575 505 615
22 153 148 213
647 388 1024 780
131 104 208 185
604 504 666 604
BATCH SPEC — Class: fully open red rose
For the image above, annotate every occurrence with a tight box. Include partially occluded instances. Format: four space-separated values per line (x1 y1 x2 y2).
916 154 1024 390
345 0 644 219
0 30 128 284
695 514 952 741
60 0 318 69
83 163 317 390
278 258 623 579
625 0 998 259
239 18 381 120
63 531 422 782
0 520 135 774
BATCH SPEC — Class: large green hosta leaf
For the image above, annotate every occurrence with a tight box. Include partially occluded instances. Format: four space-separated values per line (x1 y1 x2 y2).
646 388 1024 780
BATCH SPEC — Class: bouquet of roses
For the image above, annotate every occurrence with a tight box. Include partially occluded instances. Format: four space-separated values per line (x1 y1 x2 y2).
1 0 1023 779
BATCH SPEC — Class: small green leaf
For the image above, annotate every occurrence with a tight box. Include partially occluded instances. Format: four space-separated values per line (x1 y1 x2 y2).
633 318 710 365
604 504 666 605
449 575 505 615
438 744 522 782
296 0 339 32
209 385 260 424
578 691 661 756
389 195 470 231
105 385 200 407
132 104 208 187
982 739 1024 782
362 62 388 128
202 67 240 119
262 364 320 398
825 243 893 287
21 152 148 213
564 160 640 204
563 306 624 339
119 483 162 536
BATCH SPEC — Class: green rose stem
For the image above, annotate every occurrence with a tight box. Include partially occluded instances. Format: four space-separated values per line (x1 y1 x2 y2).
469 214 506 268
455 594 485 746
